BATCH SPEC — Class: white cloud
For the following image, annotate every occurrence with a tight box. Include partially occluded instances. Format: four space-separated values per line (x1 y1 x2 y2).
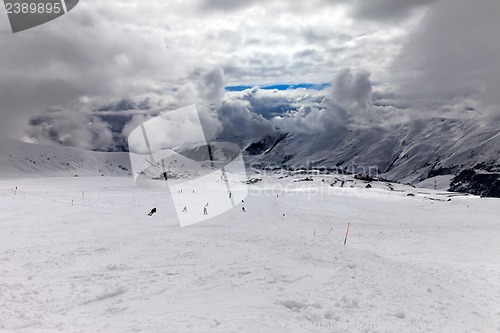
26 109 115 151
216 99 276 138
272 68 373 133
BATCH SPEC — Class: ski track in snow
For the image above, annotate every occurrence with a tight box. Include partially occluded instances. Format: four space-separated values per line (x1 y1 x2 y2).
0 175 499 333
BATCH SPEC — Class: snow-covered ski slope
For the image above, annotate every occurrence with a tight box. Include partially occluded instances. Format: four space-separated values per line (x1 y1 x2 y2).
0 139 131 178
1 170 499 332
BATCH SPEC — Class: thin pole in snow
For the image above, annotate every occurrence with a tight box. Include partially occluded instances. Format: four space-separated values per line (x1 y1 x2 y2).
344 222 351 245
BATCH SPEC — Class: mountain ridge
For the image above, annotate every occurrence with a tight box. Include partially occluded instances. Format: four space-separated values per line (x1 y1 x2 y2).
1 113 499 197
244 116 500 197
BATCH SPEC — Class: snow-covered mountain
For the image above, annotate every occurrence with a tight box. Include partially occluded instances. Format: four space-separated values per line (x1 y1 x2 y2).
244 116 500 197
0 139 131 178
1 112 499 198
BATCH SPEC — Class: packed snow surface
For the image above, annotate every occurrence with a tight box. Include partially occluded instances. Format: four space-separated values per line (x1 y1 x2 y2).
1 173 499 332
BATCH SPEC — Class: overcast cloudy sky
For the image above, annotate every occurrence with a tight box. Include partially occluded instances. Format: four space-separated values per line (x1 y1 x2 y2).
0 0 499 150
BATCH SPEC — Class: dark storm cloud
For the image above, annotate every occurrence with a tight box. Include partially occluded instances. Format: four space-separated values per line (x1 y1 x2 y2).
330 68 372 112
200 67 226 103
97 97 158 112
396 0 500 109
200 0 436 22
300 26 353 45
0 32 87 138
199 0 337 13
347 0 439 21
0 0 186 144
199 0 267 11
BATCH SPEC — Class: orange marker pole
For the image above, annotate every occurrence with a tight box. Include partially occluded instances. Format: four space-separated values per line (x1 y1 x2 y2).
344 222 351 245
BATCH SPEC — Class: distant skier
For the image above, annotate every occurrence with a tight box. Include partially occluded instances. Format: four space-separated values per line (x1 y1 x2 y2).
148 207 157 216
183 206 187 213
242 207 246 212
203 206 208 215
229 192 232 199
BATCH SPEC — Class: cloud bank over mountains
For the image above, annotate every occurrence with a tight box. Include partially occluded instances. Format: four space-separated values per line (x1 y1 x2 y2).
0 0 498 151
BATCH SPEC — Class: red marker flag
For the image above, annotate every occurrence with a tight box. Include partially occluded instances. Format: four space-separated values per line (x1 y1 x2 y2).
344 222 351 245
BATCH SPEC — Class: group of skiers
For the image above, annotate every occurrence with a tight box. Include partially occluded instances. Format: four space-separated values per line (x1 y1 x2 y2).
147 194 247 217
148 204 245 216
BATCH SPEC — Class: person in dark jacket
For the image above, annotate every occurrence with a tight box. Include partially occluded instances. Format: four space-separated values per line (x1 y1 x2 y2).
148 207 157 216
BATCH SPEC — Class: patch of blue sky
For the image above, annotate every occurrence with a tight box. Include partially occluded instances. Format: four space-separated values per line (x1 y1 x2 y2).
225 83 330 92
